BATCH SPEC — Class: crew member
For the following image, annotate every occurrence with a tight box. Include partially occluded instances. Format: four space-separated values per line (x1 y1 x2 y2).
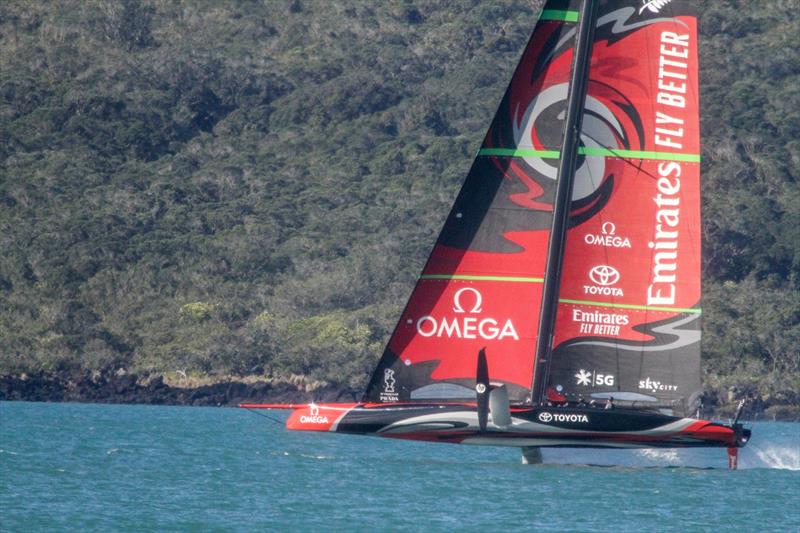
604 396 614 410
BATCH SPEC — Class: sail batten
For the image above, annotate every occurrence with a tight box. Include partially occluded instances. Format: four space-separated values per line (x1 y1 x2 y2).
558 298 701 314
478 147 700 161
420 274 544 283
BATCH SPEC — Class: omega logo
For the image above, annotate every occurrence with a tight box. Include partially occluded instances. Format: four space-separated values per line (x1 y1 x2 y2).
452 287 482 314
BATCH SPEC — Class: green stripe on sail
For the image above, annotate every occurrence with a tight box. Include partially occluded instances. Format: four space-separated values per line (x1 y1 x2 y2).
478 147 700 163
559 298 702 314
478 148 560 159
540 9 579 22
420 274 544 283
578 147 701 162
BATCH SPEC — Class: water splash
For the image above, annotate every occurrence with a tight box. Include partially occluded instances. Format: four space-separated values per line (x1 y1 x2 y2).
272 450 333 460
636 448 681 464
743 443 800 470
299 453 334 460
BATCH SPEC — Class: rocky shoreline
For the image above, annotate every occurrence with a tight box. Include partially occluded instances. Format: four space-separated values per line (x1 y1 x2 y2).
0 372 358 408
1 371 798 421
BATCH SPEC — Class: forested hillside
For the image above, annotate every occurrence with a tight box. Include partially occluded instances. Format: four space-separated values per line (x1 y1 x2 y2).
1 0 797 406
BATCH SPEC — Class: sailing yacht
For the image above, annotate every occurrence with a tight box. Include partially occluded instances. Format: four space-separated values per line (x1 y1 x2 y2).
243 0 751 467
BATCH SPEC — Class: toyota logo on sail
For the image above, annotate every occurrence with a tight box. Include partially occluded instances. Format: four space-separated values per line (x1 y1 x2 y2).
585 265 624 296
589 265 620 286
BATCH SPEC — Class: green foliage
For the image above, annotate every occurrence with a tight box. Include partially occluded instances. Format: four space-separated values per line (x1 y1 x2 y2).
0 0 796 397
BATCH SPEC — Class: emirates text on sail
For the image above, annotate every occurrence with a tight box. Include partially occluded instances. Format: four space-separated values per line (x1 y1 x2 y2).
647 31 690 306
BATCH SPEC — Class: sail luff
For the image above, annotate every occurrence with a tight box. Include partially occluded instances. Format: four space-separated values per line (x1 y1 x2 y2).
530 0 599 405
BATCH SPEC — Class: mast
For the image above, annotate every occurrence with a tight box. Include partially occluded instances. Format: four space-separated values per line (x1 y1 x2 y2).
530 0 598 405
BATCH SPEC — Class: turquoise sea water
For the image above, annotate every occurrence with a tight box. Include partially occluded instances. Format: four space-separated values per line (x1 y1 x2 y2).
1 402 798 532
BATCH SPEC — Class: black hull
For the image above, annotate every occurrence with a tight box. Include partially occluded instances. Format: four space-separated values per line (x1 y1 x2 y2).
287 403 750 450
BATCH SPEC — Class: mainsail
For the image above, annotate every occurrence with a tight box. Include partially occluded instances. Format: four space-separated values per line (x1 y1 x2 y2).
365 0 703 413
246 0 751 461
363 1 586 405
545 0 703 414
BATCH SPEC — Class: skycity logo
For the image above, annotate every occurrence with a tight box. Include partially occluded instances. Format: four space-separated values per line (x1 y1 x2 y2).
584 265 624 297
584 222 631 249
639 0 672 14
300 403 330 424
415 288 519 341
639 377 678 392
538 411 589 424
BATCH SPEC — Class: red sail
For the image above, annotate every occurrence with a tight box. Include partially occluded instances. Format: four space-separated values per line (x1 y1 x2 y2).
548 1 702 413
363 1 583 405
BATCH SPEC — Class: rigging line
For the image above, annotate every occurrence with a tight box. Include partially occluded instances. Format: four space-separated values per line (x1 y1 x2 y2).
578 129 662 182
243 407 285 426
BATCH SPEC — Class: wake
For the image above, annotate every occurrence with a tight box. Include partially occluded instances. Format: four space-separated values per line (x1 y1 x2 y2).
742 443 800 471
541 442 800 470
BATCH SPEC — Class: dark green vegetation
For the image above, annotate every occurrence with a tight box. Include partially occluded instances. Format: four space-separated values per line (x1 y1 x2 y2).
1 1 797 407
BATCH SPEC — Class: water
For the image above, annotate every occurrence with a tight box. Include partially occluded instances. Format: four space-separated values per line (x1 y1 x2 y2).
1 402 798 532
